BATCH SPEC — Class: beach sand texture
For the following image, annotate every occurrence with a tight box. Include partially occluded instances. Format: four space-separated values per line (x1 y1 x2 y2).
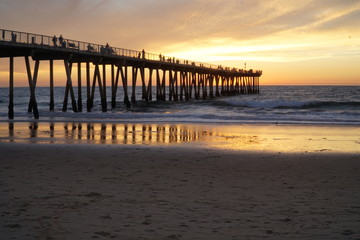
1 140 360 239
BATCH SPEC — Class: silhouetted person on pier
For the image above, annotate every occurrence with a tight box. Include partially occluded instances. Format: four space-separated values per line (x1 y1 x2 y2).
105 43 110 54
52 35 57 47
11 33 17 43
59 35 65 47
87 44 94 52
103 43 114 54
142 49 145 59
159 54 162 61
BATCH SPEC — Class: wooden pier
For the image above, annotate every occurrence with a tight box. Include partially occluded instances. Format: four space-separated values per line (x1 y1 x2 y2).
0 29 262 119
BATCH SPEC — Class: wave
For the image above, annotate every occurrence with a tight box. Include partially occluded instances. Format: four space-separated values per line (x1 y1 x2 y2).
1 86 359 126
301 101 360 109
222 99 360 110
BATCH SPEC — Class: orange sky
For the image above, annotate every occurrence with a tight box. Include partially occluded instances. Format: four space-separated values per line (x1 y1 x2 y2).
0 0 359 86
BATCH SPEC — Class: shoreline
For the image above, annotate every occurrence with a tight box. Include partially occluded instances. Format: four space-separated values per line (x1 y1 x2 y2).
0 121 359 154
1 118 360 126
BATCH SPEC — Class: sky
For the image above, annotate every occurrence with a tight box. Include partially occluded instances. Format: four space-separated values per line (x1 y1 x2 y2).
0 0 359 86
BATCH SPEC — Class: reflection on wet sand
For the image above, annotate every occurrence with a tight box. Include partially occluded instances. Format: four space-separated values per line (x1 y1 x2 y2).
2 122 358 153
1 122 213 145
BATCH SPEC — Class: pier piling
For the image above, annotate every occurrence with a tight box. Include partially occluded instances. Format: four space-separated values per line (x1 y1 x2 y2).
8 57 14 119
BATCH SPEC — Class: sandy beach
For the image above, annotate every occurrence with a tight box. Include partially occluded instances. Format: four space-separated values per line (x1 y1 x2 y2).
1 123 360 239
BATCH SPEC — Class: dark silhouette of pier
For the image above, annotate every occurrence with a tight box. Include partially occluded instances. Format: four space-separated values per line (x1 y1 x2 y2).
0 29 262 119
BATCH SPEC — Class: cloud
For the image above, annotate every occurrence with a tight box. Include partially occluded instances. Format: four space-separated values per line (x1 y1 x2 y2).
1 0 359 85
1 0 359 61
316 8 360 32
2 0 359 44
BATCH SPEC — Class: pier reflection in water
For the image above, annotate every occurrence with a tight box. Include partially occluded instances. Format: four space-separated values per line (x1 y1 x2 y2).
2 122 212 145
1 122 358 153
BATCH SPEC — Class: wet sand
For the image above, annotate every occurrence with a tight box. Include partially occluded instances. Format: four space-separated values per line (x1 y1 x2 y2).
1 123 360 239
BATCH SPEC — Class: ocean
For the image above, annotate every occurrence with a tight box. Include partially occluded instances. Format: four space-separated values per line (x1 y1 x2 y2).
0 85 359 125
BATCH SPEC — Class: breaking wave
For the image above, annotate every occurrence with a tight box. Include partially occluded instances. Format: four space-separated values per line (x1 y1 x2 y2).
222 99 360 110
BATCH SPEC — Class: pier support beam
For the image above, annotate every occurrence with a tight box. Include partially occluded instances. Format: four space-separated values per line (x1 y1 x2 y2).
86 62 91 112
62 60 78 113
179 71 187 101
148 68 153 101
120 65 131 108
156 69 166 101
111 64 116 108
156 69 161 100
49 59 54 111
27 60 39 113
140 66 146 100
8 57 14 119
209 75 214 98
131 66 138 103
169 70 179 101
94 64 107 112
202 74 208 99
189 72 194 99
24 56 39 119
102 64 107 107
140 68 153 102
185 71 190 100
90 63 96 110
77 62 82 112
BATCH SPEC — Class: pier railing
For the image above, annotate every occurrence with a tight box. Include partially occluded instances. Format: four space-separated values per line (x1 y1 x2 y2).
0 28 262 75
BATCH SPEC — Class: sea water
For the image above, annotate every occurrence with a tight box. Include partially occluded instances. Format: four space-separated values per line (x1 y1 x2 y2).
0 85 359 125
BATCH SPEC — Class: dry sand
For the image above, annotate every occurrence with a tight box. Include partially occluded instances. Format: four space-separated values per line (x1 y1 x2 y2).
1 141 360 240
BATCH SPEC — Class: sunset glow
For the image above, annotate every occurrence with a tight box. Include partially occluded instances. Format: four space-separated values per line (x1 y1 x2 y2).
0 0 359 86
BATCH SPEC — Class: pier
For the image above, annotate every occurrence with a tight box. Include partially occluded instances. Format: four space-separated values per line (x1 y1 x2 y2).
0 29 262 119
